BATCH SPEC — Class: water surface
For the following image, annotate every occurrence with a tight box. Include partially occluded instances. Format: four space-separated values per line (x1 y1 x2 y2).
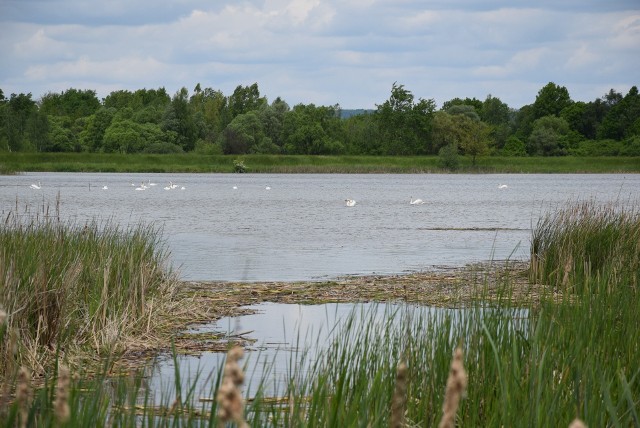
1 172 637 281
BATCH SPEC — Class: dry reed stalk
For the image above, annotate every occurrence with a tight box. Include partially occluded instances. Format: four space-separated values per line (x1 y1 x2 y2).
216 345 248 428
438 347 467 428
568 418 587 428
562 254 573 288
0 309 6 325
54 364 70 423
390 361 408 428
17 366 31 428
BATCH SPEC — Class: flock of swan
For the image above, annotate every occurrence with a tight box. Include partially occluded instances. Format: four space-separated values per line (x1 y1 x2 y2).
28 180 508 205
26 180 275 193
132 180 185 191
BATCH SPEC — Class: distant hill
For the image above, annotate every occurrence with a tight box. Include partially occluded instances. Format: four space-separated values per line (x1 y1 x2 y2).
339 109 374 119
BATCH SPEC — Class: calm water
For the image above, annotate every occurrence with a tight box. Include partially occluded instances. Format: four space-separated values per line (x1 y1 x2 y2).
1 172 638 281
149 302 468 400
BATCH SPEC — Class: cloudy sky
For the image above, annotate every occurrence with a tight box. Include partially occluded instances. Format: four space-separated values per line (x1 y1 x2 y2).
1 0 639 109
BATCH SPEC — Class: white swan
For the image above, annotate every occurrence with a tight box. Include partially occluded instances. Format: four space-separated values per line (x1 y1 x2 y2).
148 179 157 186
232 186 238 190
345 199 356 207
102 185 108 190
410 197 425 205
29 181 42 190
135 182 146 191
498 184 508 189
265 186 271 190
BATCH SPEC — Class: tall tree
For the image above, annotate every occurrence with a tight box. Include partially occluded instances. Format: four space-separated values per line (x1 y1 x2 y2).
2 93 45 151
532 82 573 119
528 115 572 156
39 88 100 121
374 82 436 155
162 87 199 151
227 83 266 119
598 86 640 140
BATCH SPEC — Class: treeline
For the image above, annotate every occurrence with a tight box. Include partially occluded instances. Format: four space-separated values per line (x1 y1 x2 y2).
1 81 639 159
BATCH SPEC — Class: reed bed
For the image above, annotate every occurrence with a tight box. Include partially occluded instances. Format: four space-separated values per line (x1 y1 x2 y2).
531 200 640 293
1 200 639 426
0 202 179 381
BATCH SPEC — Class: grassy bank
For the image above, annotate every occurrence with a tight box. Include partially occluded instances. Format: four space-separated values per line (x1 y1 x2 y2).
1 201 639 426
2 152 640 173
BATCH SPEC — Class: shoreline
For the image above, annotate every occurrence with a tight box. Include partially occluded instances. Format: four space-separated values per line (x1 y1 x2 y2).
3 153 640 174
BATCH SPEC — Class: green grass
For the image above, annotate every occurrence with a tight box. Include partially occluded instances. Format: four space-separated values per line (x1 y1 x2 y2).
1 201 639 426
2 152 640 173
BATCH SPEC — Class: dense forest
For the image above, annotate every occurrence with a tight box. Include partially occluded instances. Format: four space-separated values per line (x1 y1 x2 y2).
1 81 639 160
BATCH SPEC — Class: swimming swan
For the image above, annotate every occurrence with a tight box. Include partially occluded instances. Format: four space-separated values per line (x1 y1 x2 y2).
410 197 425 205
29 181 42 190
345 199 356 207
498 184 508 189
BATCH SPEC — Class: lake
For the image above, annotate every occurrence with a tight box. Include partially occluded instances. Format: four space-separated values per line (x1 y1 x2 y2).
2 172 637 282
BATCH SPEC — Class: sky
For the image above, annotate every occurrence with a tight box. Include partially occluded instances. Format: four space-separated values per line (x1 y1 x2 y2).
1 0 639 110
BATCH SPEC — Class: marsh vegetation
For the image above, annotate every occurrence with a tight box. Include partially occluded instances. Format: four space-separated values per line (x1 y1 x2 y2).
0 200 638 426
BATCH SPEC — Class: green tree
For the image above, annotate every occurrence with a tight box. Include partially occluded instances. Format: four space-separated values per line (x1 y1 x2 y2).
342 113 377 154
458 118 490 165
162 87 199 151
532 82 573 119
256 97 289 152
598 86 640 140
441 97 483 116
39 89 100 121
528 115 572 156
228 83 267 119
374 82 435 155
79 107 115 151
2 93 45 151
281 103 344 155
438 143 460 170
501 136 527 156
45 116 75 152
190 86 228 141
430 112 466 153
446 104 480 122
222 111 264 154
481 95 511 126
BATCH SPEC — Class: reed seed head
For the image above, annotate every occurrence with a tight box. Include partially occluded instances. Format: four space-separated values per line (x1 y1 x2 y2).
438 347 467 428
569 418 587 428
17 367 31 428
54 364 70 424
216 345 248 428
390 361 408 428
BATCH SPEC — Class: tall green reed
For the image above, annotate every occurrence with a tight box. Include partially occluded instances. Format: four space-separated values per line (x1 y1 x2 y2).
530 200 640 294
